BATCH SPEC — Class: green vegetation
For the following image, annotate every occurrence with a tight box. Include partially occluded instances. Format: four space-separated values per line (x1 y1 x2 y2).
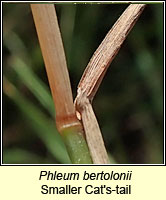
3 3 163 164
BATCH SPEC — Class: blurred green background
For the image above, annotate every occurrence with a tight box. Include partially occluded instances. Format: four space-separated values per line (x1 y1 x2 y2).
3 3 163 164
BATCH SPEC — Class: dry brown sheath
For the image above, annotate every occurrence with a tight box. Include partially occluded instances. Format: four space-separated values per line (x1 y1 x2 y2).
31 4 93 164
76 4 146 100
75 4 146 164
31 4 81 132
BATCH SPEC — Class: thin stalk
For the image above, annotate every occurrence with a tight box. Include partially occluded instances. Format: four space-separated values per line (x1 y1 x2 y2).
31 4 92 164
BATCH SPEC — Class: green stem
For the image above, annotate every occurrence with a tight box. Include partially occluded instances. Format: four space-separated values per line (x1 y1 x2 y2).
61 127 92 164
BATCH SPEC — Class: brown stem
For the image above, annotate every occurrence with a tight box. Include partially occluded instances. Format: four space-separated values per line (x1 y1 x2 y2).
31 4 92 164
75 4 146 164
31 4 79 131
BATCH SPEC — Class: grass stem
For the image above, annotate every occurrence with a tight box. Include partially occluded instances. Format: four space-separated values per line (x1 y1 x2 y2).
31 4 92 164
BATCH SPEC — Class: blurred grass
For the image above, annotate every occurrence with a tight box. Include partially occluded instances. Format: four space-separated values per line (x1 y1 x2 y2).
3 3 163 164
